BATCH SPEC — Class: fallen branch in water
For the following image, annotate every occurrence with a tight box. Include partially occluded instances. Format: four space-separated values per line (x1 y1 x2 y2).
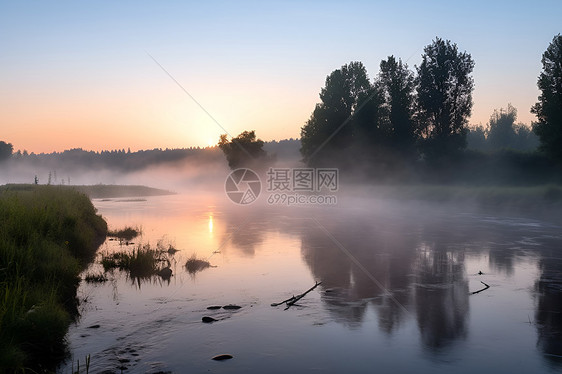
470 281 490 295
271 281 322 310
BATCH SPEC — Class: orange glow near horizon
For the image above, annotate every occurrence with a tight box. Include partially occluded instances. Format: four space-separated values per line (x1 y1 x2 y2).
2 76 314 154
2 2 555 155
1 48 540 155
4 97 537 154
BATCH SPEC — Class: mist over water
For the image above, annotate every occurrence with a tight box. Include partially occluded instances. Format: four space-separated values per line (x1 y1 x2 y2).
0 153 230 193
2 140 561 373
0 140 304 194
55 187 562 373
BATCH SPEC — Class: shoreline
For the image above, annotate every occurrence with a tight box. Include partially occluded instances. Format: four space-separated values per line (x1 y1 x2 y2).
0 185 108 372
0 184 176 199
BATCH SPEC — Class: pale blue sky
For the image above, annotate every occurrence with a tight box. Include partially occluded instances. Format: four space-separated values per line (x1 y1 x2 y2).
1 1 560 152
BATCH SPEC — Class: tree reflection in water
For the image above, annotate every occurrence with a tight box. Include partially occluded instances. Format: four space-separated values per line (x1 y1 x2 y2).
535 255 562 367
301 211 470 351
215 201 562 365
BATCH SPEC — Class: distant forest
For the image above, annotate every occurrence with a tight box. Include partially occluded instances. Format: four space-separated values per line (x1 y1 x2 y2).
0 139 301 182
1 145 223 173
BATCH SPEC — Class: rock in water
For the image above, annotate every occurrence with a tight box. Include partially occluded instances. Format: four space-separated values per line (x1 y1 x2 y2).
207 306 222 310
212 354 233 361
223 304 241 310
158 267 173 279
202 316 218 323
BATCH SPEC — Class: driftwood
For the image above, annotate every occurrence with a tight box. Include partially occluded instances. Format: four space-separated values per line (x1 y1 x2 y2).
271 281 322 310
470 281 490 295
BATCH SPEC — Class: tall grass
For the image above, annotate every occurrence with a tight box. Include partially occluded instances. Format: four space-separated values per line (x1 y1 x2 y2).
107 226 140 242
185 254 211 275
99 241 181 287
101 244 165 279
0 185 107 371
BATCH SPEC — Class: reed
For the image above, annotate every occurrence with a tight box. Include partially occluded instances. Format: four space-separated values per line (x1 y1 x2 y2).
185 254 211 275
101 244 167 279
107 226 141 242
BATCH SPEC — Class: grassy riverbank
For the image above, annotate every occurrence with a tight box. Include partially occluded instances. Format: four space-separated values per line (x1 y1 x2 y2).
0 185 107 372
1 184 175 199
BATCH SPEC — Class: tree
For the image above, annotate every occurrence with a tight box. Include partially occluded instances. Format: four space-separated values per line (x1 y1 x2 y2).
378 56 417 158
300 61 372 165
487 104 518 150
513 124 539 151
0 141 13 162
416 38 475 160
218 130 268 169
352 81 388 149
466 125 487 151
486 104 539 151
532 34 562 161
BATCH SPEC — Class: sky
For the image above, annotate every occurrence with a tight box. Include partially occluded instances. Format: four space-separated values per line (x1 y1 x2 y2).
1 1 561 153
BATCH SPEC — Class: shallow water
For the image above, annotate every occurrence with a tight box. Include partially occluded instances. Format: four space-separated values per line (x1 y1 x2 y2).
58 193 562 373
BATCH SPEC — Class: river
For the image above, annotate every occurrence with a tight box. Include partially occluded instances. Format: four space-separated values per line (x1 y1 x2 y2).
58 192 562 373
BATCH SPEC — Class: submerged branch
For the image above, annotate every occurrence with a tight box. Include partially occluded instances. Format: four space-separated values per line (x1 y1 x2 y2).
271 281 322 310
470 281 490 295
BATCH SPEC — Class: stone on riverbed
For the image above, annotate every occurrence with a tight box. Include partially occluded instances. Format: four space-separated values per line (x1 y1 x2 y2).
222 304 241 310
157 267 172 279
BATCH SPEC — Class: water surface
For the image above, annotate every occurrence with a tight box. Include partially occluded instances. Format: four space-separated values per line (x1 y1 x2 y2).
59 193 562 373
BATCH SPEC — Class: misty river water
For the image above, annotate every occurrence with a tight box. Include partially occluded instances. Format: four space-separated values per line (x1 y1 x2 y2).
58 192 562 374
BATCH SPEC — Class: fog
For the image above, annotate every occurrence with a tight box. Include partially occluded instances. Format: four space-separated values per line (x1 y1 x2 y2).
1 140 561 224
0 139 306 194
3 141 562 373
0 148 229 194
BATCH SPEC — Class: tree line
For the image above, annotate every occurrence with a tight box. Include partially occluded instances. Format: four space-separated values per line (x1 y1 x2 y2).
0 146 223 173
0 139 301 182
298 35 562 181
466 104 539 152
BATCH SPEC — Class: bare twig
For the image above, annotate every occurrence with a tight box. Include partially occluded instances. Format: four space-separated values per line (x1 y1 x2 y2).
270 295 297 307
271 281 322 310
470 281 490 295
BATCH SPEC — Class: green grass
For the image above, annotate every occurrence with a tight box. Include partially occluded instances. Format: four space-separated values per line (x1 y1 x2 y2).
100 244 168 280
185 254 211 275
107 226 141 242
84 272 108 283
1 183 175 199
0 185 107 372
